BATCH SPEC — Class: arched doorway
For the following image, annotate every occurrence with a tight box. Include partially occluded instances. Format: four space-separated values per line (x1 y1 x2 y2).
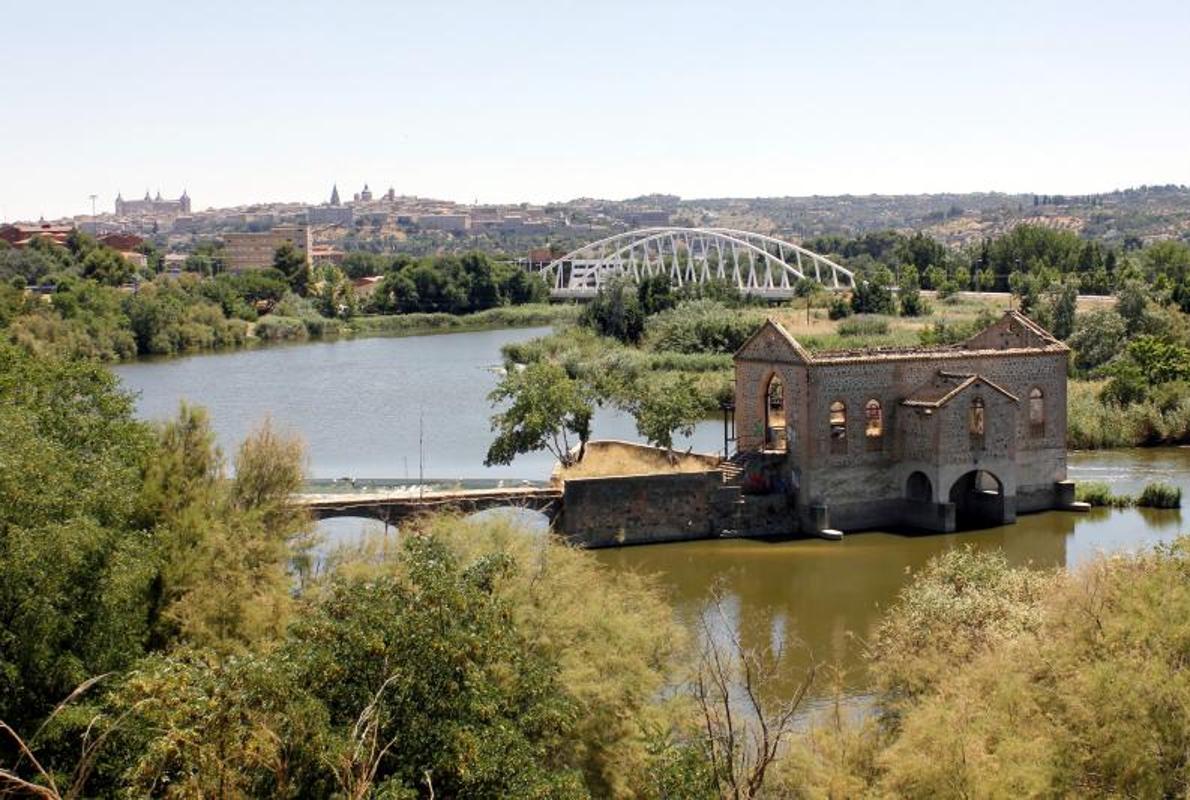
764 374 786 451
905 471 933 503
948 469 1006 528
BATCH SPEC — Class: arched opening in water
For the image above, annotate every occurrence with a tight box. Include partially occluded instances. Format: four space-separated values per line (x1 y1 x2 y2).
764 373 786 451
948 469 1006 529
905 471 933 503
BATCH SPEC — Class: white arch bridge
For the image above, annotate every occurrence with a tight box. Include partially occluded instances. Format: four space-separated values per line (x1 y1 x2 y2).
541 227 854 299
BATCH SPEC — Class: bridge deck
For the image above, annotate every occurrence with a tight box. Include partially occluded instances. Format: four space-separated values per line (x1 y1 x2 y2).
295 486 563 522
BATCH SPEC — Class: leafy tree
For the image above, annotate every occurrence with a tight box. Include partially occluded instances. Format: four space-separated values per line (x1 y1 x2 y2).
1008 270 1043 317
580 278 646 344
1069 308 1127 373
502 267 549 305
1117 278 1154 335
273 243 311 296
637 273 676 316
314 265 357 319
80 247 134 286
849 265 895 315
897 266 929 317
644 299 758 354
986 224 1083 278
284 537 588 797
0 344 152 730
896 231 950 274
1044 277 1079 340
485 361 593 467
875 540 1190 798
630 374 704 459
827 294 852 320
923 265 947 292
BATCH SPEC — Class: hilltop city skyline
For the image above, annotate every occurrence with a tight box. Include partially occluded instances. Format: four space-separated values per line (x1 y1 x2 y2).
3 0 1189 222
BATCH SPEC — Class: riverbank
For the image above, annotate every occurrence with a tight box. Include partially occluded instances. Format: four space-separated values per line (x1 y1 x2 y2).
345 303 579 337
122 303 580 362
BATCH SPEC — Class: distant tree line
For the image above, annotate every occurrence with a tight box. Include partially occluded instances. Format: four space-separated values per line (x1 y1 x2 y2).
807 224 1190 303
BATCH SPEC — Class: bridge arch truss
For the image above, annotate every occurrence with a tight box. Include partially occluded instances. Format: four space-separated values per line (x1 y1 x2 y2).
542 227 853 299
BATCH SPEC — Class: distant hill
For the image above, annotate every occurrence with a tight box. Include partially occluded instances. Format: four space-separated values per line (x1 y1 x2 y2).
662 185 1190 248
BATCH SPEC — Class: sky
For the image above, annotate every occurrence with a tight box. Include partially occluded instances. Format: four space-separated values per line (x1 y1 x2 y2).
2 0 1189 221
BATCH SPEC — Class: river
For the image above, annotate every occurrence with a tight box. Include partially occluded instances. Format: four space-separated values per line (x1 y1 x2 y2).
114 327 1189 701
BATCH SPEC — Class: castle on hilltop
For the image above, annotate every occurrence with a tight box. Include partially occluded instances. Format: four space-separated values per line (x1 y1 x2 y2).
115 189 190 216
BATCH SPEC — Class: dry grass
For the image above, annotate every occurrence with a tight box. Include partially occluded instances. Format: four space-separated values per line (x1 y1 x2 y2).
555 440 720 481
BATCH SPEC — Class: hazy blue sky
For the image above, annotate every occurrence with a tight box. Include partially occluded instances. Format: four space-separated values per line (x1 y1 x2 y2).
3 0 1189 221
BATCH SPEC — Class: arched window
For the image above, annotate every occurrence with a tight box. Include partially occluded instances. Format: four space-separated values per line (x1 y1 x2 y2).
865 399 883 449
969 397 985 446
829 401 847 454
764 374 786 451
1029 387 1044 436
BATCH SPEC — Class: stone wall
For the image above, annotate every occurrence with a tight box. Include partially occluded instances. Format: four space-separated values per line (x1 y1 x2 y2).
559 471 723 548
731 314 1070 534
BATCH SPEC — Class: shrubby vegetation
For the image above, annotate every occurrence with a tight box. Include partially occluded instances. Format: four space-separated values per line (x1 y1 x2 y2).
366 251 549 315
1075 480 1182 508
5 342 1190 798
0 234 554 360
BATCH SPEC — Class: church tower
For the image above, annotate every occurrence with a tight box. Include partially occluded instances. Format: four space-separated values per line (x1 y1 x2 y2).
330 184 341 206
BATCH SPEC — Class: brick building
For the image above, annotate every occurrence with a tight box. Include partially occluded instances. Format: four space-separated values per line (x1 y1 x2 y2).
222 225 311 272
0 222 74 247
730 310 1075 535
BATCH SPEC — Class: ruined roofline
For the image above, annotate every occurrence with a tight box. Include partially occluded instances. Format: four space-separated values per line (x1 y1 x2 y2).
804 343 1067 366
732 317 813 363
733 310 1068 366
987 308 1062 347
901 370 1021 409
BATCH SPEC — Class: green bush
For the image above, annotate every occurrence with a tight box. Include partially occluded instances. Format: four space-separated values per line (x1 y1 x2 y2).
837 315 891 337
644 299 762 354
875 539 1190 798
253 315 308 342
827 295 852 320
1138 482 1182 509
580 279 645 343
1075 481 1132 508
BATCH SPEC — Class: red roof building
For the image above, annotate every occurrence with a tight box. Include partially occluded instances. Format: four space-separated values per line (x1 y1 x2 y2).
0 223 74 248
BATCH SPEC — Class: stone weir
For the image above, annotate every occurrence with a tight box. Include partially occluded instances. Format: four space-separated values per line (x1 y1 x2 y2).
293 441 796 548
296 486 563 526
551 441 796 548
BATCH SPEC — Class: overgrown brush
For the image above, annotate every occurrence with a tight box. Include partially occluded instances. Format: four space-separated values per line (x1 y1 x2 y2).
1075 481 1133 508
1138 481 1182 509
644 299 764 354
1068 380 1190 449
837 315 891 337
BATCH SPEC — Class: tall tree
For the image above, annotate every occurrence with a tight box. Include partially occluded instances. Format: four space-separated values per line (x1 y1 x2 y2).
273 243 311 296
485 361 593 467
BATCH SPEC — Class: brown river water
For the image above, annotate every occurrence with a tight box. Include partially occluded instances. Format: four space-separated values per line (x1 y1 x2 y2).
114 327 1189 702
